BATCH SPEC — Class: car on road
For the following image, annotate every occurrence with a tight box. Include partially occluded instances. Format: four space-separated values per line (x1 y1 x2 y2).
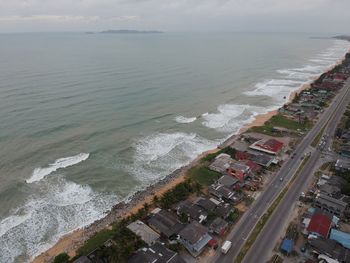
280 177 284 181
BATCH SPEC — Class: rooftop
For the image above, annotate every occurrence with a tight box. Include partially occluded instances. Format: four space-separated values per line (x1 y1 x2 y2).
179 221 210 245
249 138 284 155
148 209 185 238
127 220 160 245
306 212 332 238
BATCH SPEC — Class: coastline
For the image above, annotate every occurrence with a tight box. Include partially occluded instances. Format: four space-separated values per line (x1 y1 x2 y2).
32 55 347 263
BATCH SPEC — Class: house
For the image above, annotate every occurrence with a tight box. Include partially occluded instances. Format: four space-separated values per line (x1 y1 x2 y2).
208 184 241 203
227 161 251 182
127 242 185 263
195 197 217 212
330 229 350 249
308 238 350 263
306 212 332 239
147 208 185 238
179 221 212 257
248 152 274 167
209 153 233 174
127 220 160 245
314 193 348 218
319 184 341 198
340 145 350 157
243 159 262 173
249 138 284 155
175 200 207 223
217 174 240 190
335 159 350 173
215 203 235 219
209 217 228 236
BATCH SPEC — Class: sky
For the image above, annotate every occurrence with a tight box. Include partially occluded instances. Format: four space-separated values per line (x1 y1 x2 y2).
0 0 350 33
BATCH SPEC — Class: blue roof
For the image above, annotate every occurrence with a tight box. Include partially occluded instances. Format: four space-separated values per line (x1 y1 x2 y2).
281 239 293 253
330 229 350 249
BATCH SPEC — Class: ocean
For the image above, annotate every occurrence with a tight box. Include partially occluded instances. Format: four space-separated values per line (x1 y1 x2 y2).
0 32 349 262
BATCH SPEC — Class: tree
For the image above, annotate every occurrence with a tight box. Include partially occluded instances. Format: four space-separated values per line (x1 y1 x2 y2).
53 253 69 263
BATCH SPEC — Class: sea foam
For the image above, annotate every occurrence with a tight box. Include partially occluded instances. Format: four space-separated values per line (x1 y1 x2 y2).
175 116 197 124
0 177 118 263
26 153 90 183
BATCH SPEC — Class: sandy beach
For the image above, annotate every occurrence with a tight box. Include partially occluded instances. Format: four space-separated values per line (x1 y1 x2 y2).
31 58 344 263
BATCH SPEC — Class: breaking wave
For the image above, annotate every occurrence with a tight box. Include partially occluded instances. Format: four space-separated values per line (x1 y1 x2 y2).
175 116 197 124
0 177 118 263
26 153 90 183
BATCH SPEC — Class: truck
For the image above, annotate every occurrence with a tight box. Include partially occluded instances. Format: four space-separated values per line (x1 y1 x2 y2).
221 240 232 254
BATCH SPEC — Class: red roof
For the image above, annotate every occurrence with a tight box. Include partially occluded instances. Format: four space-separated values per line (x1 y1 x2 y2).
235 151 250 160
255 139 284 153
243 160 261 172
208 238 218 247
307 213 332 238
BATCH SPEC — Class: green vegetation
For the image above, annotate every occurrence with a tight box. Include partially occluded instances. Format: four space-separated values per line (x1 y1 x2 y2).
53 253 70 263
187 166 221 186
77 229 114 255
268 254 284 263
249 114 312 136
227 210 240 222
311 125 326 147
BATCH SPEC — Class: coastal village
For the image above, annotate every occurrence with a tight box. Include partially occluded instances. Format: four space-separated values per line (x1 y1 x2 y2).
50 53 350 263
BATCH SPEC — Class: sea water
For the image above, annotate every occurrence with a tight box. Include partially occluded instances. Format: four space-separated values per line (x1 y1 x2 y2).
0 32 349 262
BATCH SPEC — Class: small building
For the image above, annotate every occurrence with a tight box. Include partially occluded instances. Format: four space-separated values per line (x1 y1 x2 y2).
330 229 350 249
73 256 92 263
308 238 350 263
227 161 251 182
306 212 332 239
340 145 350 157
127 242 185 263
319 184 341 198
179 221 212 257
248 152 274 167
314 193 348 218
249 138 284 155
335 159 350 172
243 159 262 173
195 197 217 212
147 209 185 238
127 220 160 245
280 239 294 254
209 153 233 174
217 174 240 190
175 200 207 223
215 203 235 219
209 217 228 236
208 184 241 203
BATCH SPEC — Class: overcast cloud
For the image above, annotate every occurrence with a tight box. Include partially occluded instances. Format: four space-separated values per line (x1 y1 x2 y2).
0 0 349 33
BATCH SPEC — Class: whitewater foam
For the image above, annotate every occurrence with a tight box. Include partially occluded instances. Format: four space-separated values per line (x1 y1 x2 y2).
130 132 218 182
175 116 197 124
0 177 118 263
26 153 90 183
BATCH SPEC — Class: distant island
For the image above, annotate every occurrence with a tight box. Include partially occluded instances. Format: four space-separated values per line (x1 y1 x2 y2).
86 30 163 34
334 35 350 41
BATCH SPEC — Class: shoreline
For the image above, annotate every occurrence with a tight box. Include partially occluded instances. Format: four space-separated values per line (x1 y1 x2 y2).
32 55 347 263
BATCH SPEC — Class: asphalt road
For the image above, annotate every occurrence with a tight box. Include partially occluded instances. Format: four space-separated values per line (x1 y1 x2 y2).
211 80 350 263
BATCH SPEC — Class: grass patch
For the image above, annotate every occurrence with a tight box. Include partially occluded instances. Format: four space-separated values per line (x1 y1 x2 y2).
249 114 312 136
187 166 221 186
200 147 236 163
234 156 310 263
77 229 114 255
311 125 326 147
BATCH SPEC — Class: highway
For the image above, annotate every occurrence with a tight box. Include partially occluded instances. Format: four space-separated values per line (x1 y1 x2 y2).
211 79 350 263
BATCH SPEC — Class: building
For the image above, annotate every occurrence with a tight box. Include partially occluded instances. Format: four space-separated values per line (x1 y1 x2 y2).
308 238 350 263
208 153 233 174
319 184 341 198
330 229 350 249
127 242 185 263
217 174 240 190
340 144 350 157
195 197 217 212
73 256 92 263
335 159 350 172
127 220 160 245
306 212 332 238
178 221 212 257
243 159 262 173
209 217 228 236
314 193 348 218
248 152 274 167
208 184 241 203
175 200 207 223
215 203 235 219
280 239 294 254
249 138 284 155
147 208 185 238
227 161 251 182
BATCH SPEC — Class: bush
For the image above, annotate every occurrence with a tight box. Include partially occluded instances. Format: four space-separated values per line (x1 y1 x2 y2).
53 253 70 263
